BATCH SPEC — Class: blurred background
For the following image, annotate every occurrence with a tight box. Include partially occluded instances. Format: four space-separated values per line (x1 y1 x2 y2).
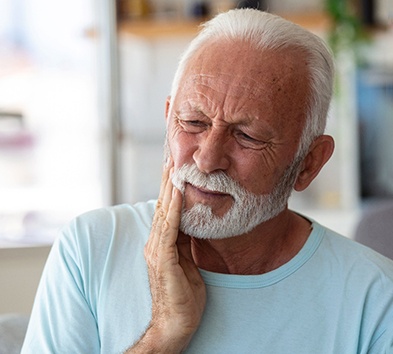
0 0 392 316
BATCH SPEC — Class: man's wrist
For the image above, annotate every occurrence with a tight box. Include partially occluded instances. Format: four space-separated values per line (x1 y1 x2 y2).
125 321 192 354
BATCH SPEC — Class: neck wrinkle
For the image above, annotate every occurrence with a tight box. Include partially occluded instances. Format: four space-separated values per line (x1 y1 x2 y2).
190 210 312 275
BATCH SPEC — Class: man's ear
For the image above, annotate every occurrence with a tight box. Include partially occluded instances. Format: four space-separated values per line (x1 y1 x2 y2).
165 96 171 121
294 135 335 192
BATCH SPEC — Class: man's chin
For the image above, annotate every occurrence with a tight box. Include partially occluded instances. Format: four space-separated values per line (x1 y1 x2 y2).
179 207 250 240
183 201 233 220
179 223 252 240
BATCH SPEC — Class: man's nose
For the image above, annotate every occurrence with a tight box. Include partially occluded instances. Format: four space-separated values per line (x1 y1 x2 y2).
193 131 230 174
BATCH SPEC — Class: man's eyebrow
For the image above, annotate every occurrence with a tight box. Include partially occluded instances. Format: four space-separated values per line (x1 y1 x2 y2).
174 107 209 119
190 74 215 83
179 103 212 117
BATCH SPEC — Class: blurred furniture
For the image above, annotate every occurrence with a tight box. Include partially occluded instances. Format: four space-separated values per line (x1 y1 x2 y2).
354 201 393 259
0 314 29 354
0 110 23 123
0 246 51 314
357 49 393 198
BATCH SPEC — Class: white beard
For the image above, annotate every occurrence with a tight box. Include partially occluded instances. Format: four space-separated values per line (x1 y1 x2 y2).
171 161 301 240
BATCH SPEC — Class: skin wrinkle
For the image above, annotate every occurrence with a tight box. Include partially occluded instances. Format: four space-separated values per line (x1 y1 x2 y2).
175 90 279 145
193 70 304 125
190 47 304 97
191 230 291 274
191 74 270 102
193 91 216 108
173 115 280 178
176 111 276 149
174 120 282 190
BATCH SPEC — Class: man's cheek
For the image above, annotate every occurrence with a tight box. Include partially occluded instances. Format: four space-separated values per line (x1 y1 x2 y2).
168 138 189 170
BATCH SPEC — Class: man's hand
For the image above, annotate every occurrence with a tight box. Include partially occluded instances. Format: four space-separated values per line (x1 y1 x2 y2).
127 161 206 353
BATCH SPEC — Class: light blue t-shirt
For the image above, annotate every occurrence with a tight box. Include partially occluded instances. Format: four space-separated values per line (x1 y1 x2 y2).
22 202 393 353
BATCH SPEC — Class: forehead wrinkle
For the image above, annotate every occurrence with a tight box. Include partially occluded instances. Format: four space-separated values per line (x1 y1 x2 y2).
189 73 268 102
181 77 275 131
186 99 276 137
175 98 214 122
193 91 216 110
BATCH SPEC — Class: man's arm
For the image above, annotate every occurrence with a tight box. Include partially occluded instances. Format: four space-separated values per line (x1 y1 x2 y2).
126 162 206 353
21 223 100 353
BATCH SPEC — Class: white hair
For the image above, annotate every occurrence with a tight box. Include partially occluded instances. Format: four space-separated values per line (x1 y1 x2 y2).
169 9 335 159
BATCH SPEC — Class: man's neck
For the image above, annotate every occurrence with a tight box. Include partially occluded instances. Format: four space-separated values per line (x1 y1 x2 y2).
190 210 312 275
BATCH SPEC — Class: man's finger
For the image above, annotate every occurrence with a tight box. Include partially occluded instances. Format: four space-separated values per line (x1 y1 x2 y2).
160 187 183 248
146 161 173 254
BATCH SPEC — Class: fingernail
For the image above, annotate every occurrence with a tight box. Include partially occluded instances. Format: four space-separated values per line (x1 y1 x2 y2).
164 156 172 168
172 186 180 198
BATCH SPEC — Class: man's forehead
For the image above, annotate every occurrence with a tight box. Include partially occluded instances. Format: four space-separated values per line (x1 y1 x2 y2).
187 39 305 68
181 72 270 101
182 41 307 89
179 60 304 109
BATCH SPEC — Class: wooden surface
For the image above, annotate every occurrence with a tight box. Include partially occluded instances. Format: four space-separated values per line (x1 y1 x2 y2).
118 12 331 38
118 18 203 38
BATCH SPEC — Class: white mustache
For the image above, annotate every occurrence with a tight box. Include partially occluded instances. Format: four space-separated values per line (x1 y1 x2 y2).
172 164 251 201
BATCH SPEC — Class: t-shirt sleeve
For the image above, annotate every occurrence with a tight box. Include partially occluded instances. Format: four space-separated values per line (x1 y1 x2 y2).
21 219 100 353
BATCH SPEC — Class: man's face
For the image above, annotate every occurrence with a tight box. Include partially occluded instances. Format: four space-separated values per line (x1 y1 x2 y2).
166 40 310 237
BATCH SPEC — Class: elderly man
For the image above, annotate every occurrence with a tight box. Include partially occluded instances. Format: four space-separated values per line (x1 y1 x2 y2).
22 9 393 354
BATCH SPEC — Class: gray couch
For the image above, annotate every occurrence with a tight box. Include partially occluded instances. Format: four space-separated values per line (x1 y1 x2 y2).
0 314 29 354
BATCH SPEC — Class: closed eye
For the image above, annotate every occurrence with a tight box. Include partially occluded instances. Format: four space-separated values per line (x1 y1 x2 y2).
234 130 269 149
238 131 256 141
178 118 208 133
186 120 206 127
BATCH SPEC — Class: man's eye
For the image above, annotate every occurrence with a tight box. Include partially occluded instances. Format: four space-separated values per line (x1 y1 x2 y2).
180 120 207 132
242 133 254 141
186 120 205 126
236 131 257 142
235 130 268 149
